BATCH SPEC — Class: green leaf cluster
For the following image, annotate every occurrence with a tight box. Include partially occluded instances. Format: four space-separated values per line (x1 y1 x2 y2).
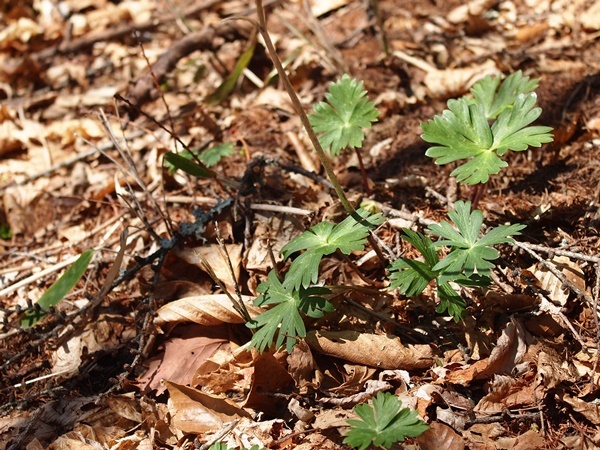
421 71 553 185
308 74 379 156
282 209 385 290
248 272 332 353
344 392 428 450
248 209 384 353
389 201 524 321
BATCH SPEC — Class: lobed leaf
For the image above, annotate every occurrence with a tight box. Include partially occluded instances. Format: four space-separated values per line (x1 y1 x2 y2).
308 74 379 156
470 71 540 119
248 272 332 353
281 209 384 290
422 72 553 185
388 230 438 297
344 392 428 450
428 201 525 283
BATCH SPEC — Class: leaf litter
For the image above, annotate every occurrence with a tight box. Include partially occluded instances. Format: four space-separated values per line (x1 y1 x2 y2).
1 0 600 449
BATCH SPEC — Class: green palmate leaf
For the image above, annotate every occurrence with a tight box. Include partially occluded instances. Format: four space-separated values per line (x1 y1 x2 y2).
428 201 525 284
470 71 540 119
308 74 379 156
21 249 95 328
437 282 467 322
388 229 439 297
199 142 237 167
344 392 428 450
281 209 384 290
491 93 554 155
248 271 331 353
165 143 237 175
422 73 553 185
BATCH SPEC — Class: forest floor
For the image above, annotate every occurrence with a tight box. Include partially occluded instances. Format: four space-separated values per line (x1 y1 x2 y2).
1 0 600 449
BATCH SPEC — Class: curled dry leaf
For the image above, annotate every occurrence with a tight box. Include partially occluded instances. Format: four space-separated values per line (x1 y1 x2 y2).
424 59 500 99
393 50 499 99
305 330 435 370
176 244 243 293
163 380 251 434
155 294 262 327
446 318 528 385
528 256 586 307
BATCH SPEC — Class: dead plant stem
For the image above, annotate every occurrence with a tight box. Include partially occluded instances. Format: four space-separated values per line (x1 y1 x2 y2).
252 0 355 216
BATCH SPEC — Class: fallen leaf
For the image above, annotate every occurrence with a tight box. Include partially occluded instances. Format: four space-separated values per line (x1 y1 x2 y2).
155 294 262 327
137 324 229 394
305 330 435 370
164 380 251 434
528 256 586 306
417 421 465 450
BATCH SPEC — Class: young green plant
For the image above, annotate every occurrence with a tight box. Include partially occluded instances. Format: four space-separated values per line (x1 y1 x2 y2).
421 71 554 208
344 391 428 450
248 209 385 353
308 74 379 193
388 201 524 321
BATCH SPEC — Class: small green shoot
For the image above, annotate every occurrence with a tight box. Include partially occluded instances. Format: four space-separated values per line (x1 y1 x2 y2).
209 39 256 104
199 142 238 167
308 74 379 157
344 392 428 450
389 201 524 321
247 271 332 353
248 209 383 353
163 151 214 178
0 224 12 240
21 249 95 328
422 71 553 185
164 143 236 175
281 209 385 290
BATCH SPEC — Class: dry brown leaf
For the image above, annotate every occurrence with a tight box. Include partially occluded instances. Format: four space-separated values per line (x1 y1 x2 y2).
312 408 355 430
534 345 571 400
561 393 600 425
176 243 243 292
137 324 229 395
287 340 317 393
242 351 294 413
475 374 535 412
305 330 435 370
164 380 251 434
417 421 465 450
245 212 304 272
52 314 135 377
155 294 261 327
485 318 528 376
0 17 42 48
446 319 528 385
319 379 392 407
105 394 143 424
528 256 586 306
424 60 500 99
447 0 498 23
581 1 600 30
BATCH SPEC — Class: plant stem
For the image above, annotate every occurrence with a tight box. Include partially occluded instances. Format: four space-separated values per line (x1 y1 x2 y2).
353 147 371 194
470 183 487 210
254 0 356 216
